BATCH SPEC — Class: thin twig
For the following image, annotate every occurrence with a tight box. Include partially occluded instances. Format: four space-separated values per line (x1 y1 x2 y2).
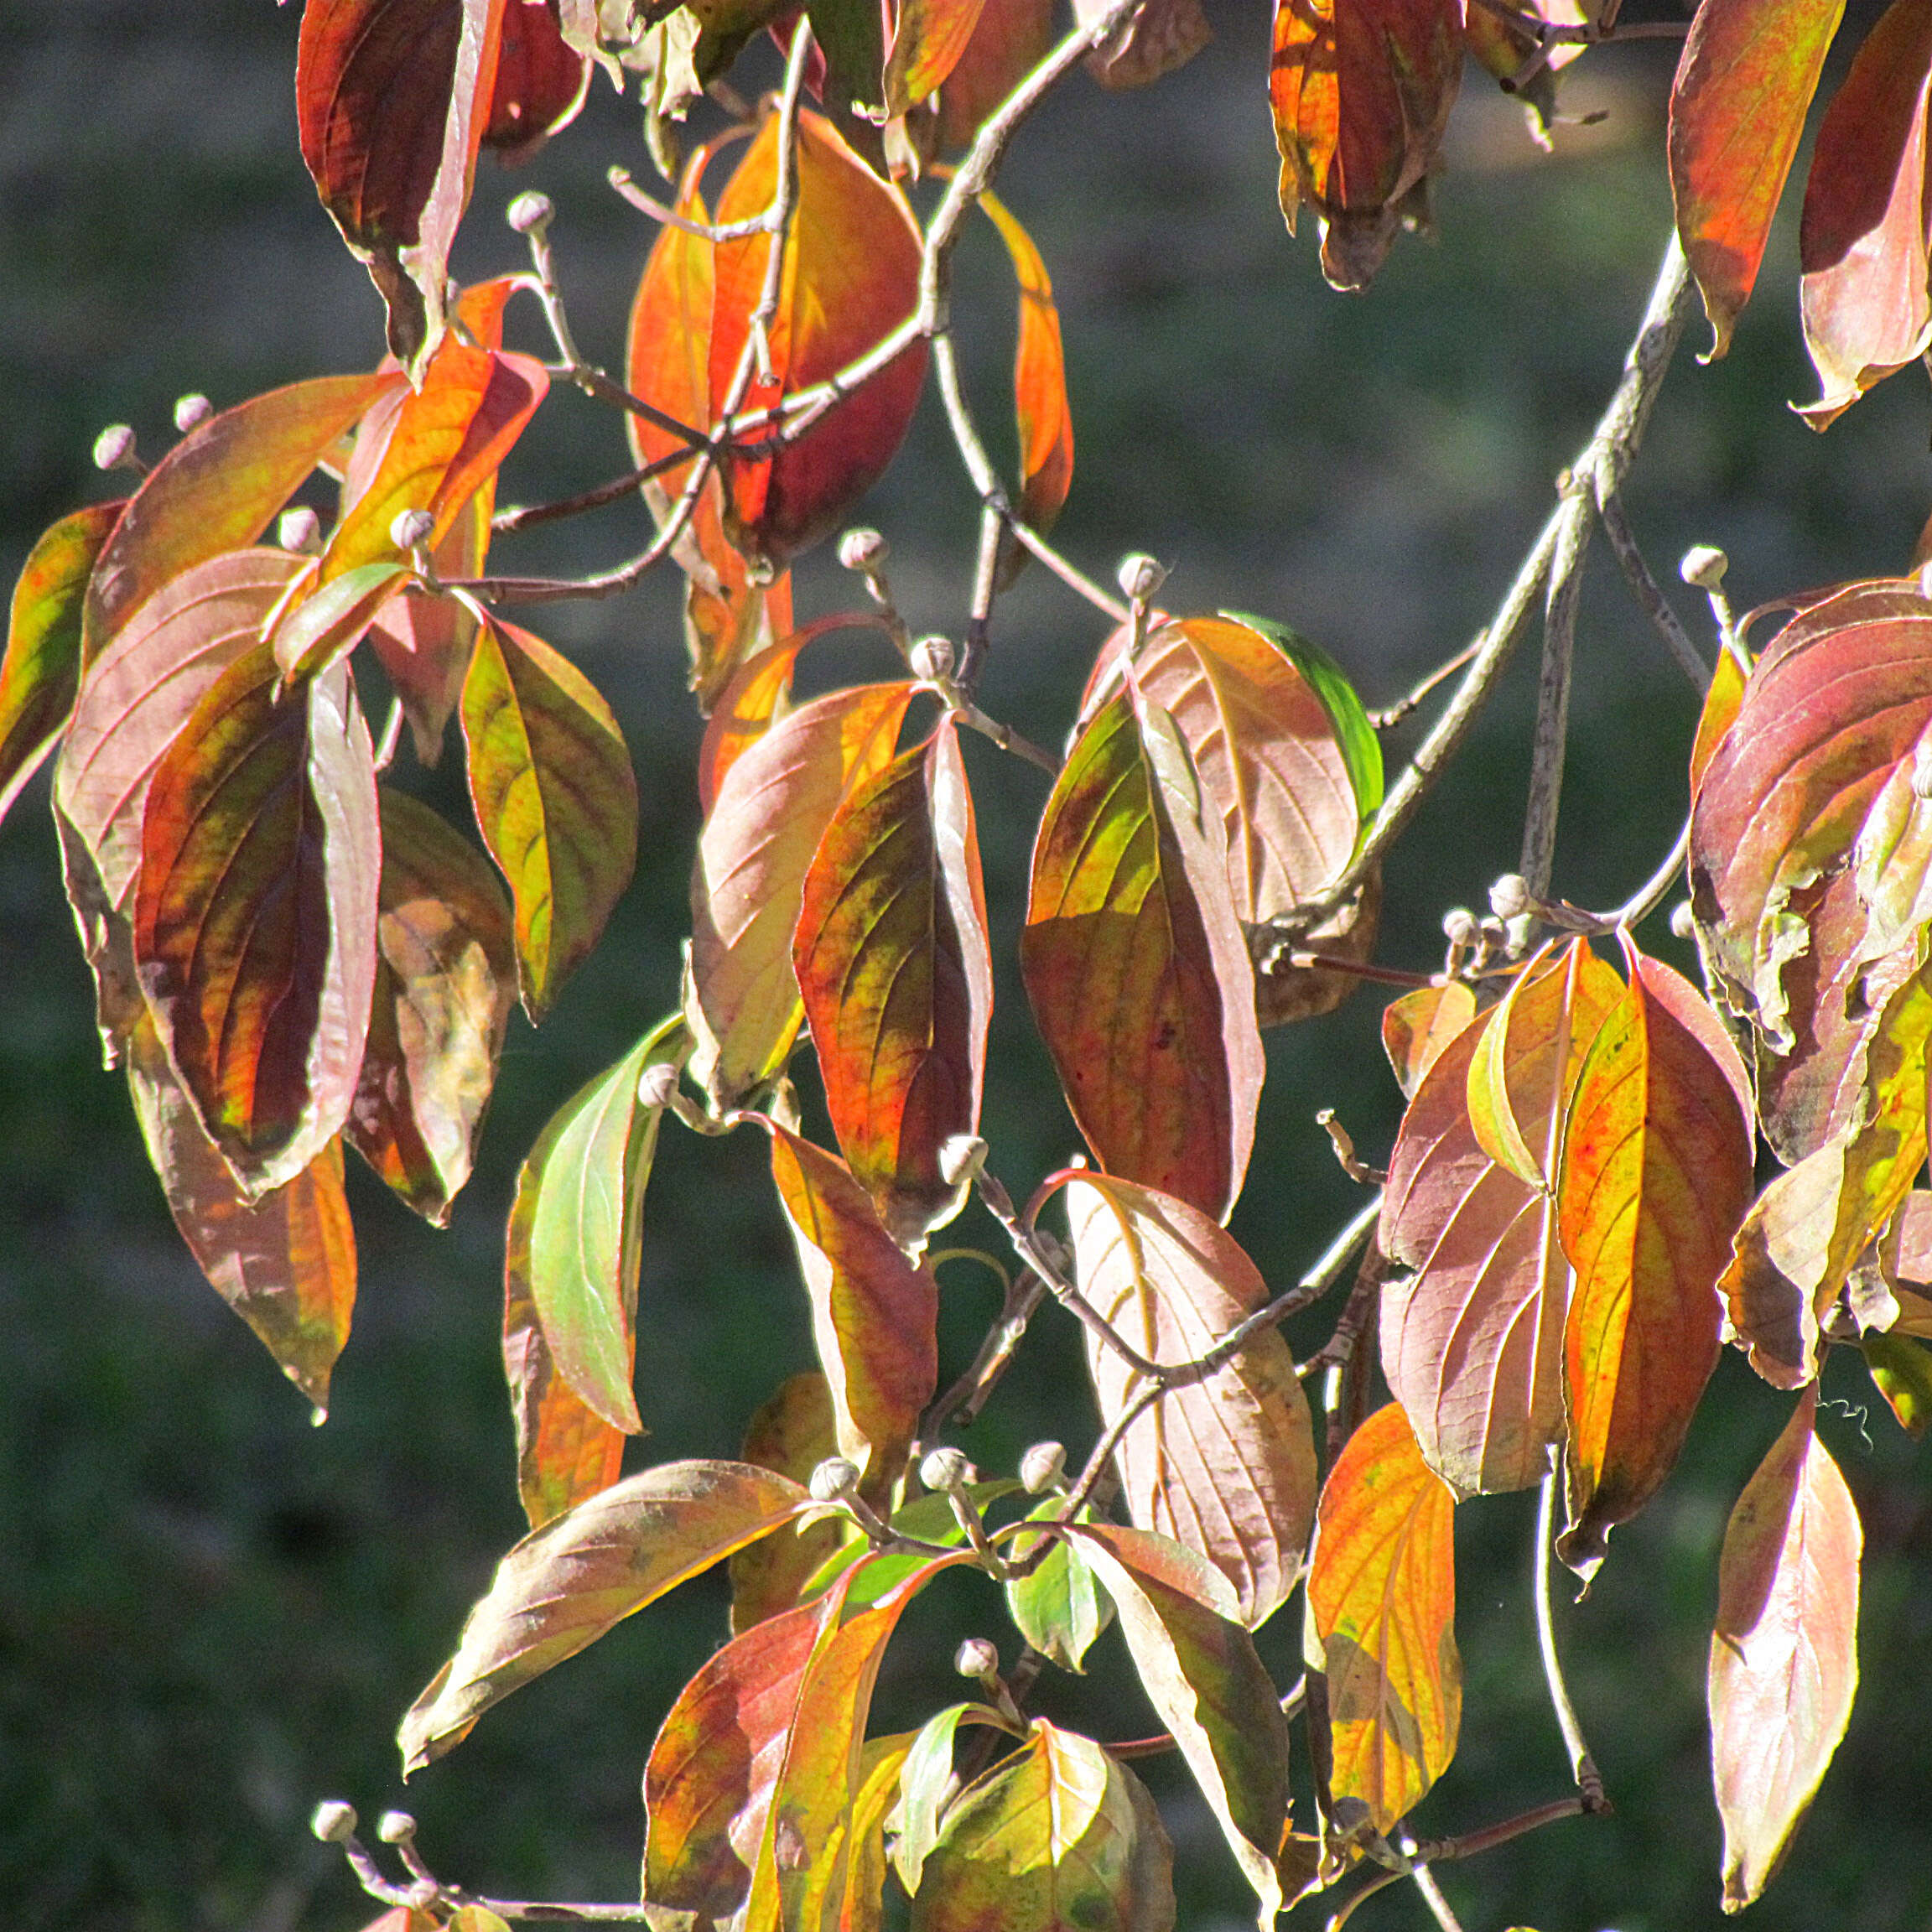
1406 1857 1467 1932
607 165 776 242
1368 638 1483 730
1519 480 1592 898
1595 488 1707 690
492 450 692 532
1535 1466 1608 1811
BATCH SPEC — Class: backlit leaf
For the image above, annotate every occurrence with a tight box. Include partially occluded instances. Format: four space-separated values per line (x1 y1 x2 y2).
133 647 380 1196
688 680 913 1106
698 630 807 815
1557 947 1754 1580
893 1701 999 1896
1308 1401 1458 1835
923 0 1056 153
1270 0 1464 289
978 190 1072 551
126 1011 356 1411
794 718 992 1249
1063 1172 1317 1628
1794 0 1932 426
0 501 122 826
1021 689 1264 1220
399 1459 810 1771
273 559 413 683
1690 638 1747 792
1709 1390 1860 1912
461 615 637 1021
1004 1498 1111 1672
297 0 511 362
910 1720 1176 1932
729 1371 850 1632
481 0 589 160
82 373 398 659
1076 0 1211 88
885 0 991 113
347 790 516 1225
765 1122 939 1492
1861 1330 1932 1436
1382 946 1621 1495
1668 0 1846 360
503 1274 625 1531
1066 1523 1290 1922
505 1016 687 1436
1382 983 1477 1101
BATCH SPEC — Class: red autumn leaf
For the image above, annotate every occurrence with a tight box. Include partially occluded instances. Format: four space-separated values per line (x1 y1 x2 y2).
297 0 511 361
1794 0 1932 427
1709 1389 1861 1911
1061 1172 1317 1628
922 0 1056 154
1075 0 1212 89
728 1371 850 1633
502 1270 625 1533
793 717 992 1249
1307 1401 1459 1835
1021 688 1264 1221
764 1122 939 1493
481 0 589 161
699 633 806 816
1666 0 1846 361
1381 943 1622 1496
688 680 914 1106
1556 944 1755 1581
1270 0 1464 290
346 790 516 1227
0 500 122 827
1382 982 1477 1101
627 109 928 568
460 615 638 1021
81 373 399 660
326 337 548 583
884 0 992 114
133 647 380 1197
399 1459 812 1770
126 1011 356 1412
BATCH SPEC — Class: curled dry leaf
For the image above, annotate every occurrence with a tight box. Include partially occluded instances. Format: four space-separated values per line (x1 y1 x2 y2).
1381 942 1619 1495
1270 0 1464 290
133 647 380 1197
1556 944 1754 1580
1075 0 1211 90
1709 1389 1861 1912
793 718 992 1249
1667 0 1846 360
1021 688 1263 1221
1062 1172 1317 1628
1307 1401 1458 1836
398 1458 809 1772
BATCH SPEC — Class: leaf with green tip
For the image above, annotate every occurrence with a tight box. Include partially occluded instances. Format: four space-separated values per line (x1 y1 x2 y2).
399 1458 810 1773
502 1273 626 1533
910 1720 1175 1932
460 615 637 1021
0 500 122 826
800 1480 1021 1607
1004 1498 1111 1672
83 372 400 658
892 1701 1009 1894
885 0 991 112
133 647 380 1196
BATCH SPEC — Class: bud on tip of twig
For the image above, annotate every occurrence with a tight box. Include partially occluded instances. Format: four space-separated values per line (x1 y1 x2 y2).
838 527 888 574
173 393 213 434
278 506 322 554
920 1446 973 1493
92 424 139 473
377 1810 417 1845
1442 906 1479 946
937 1133 987 1189
1488 873 1532 921
1116 553 1167 602
310 1800 358 1844
954 1638 1000 1680
636 1061 681 1109
507 190 553 235
911 635 957 683
1679 544 1728 591
1670 900 1697 941
1019 1441 1066 1494
808 1456 860 1504
391 508 434 553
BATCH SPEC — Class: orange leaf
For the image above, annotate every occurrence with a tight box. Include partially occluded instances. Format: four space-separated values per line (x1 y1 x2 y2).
1308 1402 1458 1836
501 1273 626 1531
793 718 992 1248
922 0 1056 154
885 0 992 113
1666 0 1846 360
1556 945 1754 1581
1382 982 1477 1101
978 190 1072 547
1689 637 1746 793
1794 0 1932 426
729 1372 849 1633
1709 1389 1861 1911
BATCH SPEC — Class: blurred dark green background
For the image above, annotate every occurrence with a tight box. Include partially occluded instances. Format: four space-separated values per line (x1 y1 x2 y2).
3 3 1929 1928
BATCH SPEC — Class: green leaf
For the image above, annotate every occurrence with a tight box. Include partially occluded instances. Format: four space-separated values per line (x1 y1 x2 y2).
461 615 637 1021
0 500 122 827
505 1016 688 1435
399 1459 810 1773
1004 1497 1111 1671
1862 1330 1932 1436
893 1701 1001 1895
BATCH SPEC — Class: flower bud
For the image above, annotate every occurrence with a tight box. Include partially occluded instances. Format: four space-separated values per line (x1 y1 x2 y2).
937 1135 987 1192
1504 912 1536 955
310 1800 359 1844
1116 553 1168 603
910 635 957 683
1019 1441 1066 1494
1441 906 1479 947
1670 900 1697 942
278 506 322 554
377 1810 417 1846
808 1456 861 1504
954 1637 1000 1681
636 1061 681 1110
838 527 889 574
1488 873 1531 921
920 1446 973 1493
506 190 554 236
92 424 139 473
391 508 435 553
1679 545 1728 591
173 392 213 434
